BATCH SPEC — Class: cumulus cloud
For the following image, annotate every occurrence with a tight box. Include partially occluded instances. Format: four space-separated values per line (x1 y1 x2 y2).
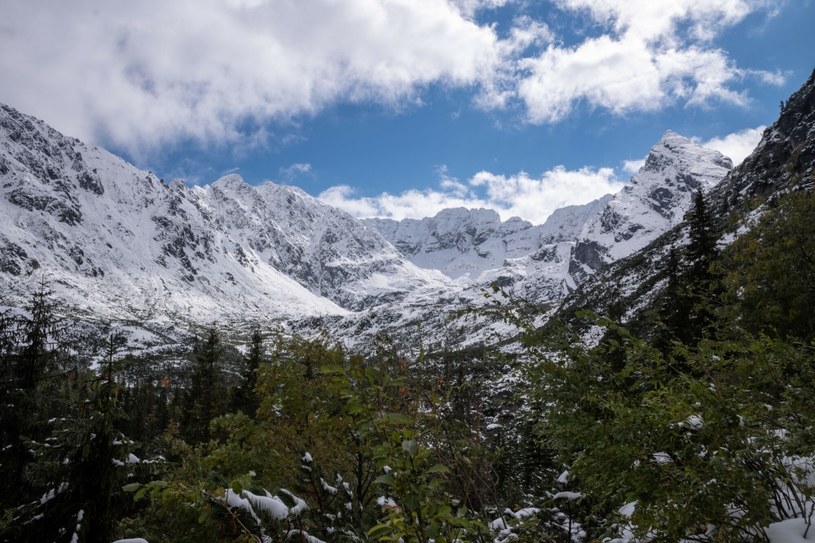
451 0 514 18
510 0 782 123
552 0 764 42
0 0 782 157
0 0 499 156
318 186 384 218
318 165 623 224
702 125 766 166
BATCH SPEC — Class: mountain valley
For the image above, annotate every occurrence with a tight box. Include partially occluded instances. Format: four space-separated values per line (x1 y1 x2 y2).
0 105 743 353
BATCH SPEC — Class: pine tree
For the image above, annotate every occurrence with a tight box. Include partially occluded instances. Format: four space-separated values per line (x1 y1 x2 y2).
231 328 263 417
678 190 722 344
5 337 131 543
182 327 226 444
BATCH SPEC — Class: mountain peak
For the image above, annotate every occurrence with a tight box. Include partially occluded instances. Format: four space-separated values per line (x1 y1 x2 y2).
657 129 686 143
642 130 732 179
212 173 247 189
575 130 732 268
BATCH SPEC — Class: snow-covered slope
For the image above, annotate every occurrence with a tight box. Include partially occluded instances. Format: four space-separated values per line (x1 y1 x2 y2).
0 101 735 351
571 131 732 279
366 209 544 281
365 132 730 310
367 195 614 285
0 104 450 323
538 195 613 244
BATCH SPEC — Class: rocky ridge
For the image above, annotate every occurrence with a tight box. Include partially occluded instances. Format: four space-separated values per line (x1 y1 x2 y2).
365 132 731 306
0 103 450 327
557 69 815 333
0 101 737 351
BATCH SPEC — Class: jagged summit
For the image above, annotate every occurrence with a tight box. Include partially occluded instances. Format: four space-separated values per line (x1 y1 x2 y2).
574 130 732 269
211 173 247 189
643 129 732 179
0 100 739 349
0 104 451 324
367 207 542 281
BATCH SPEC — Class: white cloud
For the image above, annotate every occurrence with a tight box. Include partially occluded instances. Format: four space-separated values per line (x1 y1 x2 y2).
279 163 313 180
702 125 766 166
0 0 783 157
553 0 765 42
318 165 623 224
622 158 646 175
318 186 383 217
451 0 514 18
505 0 781 123
0 0 499 156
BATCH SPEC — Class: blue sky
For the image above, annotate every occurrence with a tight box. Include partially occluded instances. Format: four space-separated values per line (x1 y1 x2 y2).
1 0 813 224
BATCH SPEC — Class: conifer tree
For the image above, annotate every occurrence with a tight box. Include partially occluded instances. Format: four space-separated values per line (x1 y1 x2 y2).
678 190 722 344
652 247 689 350
183 327 226 444
4 336 132 543
685 190 718 282
231 328 263 417
17 279 59 390
1 283 63 509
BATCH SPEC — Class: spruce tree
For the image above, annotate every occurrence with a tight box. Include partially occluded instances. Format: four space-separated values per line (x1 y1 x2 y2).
1 283 62 509
5 337 131 543
183 327 226 444
17 279 59 390
231 328 263 417
685 190 718 283
679 190 722 344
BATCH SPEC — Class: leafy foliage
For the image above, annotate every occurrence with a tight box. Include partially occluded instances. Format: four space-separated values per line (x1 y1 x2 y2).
4 189 815 543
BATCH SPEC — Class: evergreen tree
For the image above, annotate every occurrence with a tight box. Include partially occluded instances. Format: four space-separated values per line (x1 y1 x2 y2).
4 337 133 543
684 190 718 284
17 279 59 390
671 190 722 345
652 247 690 352
1 283 63 509
230 328 263 417
182 327 226 444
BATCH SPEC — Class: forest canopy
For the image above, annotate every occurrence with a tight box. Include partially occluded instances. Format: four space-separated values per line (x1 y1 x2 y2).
2 188 815 542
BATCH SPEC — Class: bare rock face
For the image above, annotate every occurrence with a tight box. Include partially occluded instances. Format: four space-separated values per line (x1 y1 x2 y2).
712 68 815 212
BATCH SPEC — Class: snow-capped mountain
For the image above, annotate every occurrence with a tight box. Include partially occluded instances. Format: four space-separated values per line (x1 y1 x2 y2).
366 209 546 281
0 103 450 324
366 194 613 284
0 100 735 352
557 69 815 333
365 131 730 307
570 131 732 279
329 134 732 351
